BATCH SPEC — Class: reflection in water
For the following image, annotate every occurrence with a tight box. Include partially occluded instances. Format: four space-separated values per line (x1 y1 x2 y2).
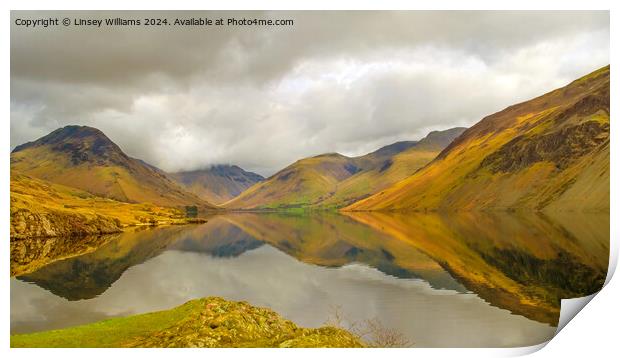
11 212 608 347
10 233 120 277
16 223 262 300
345 211 609 325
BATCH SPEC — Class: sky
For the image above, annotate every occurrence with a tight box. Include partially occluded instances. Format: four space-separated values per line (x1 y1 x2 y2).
10 11 609 176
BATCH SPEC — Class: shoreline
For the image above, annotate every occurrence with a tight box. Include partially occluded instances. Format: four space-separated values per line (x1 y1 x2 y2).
10 218 209 277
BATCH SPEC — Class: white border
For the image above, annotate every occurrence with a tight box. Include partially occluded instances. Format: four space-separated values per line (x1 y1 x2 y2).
2 1 617 357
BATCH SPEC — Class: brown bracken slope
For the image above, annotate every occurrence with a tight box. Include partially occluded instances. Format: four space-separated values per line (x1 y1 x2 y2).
345 66 610 212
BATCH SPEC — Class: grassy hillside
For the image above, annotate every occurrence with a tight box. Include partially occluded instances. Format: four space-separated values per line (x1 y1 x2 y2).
224 128 464 210
10 172 207 275
169 165 264 204
10 173 206 239
224 153 359 209
11 125 215 209
10 172 195 237
345 66 610 212
322 128 466 208
11 297 364 348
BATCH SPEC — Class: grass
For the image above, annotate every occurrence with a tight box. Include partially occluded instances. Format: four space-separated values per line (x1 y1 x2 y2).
11 299 204 347
10 172 210 274
11 297 365 348
321 149 440 208
224 154 355 209
10 172 195 232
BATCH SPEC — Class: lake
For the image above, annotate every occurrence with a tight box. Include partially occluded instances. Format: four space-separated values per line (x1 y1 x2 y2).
10 211 609 347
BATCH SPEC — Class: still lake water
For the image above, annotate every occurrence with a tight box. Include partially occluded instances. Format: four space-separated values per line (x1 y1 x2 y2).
10 212 609 347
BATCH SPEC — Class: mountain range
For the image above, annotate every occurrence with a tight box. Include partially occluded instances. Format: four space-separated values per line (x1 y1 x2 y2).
223 127 466 210
345 65 610 213
10 65 610 240
169 165 264 205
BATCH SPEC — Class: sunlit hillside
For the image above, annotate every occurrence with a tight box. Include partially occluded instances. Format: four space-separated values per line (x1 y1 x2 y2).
345 66 610 212
11 126 216 208
225 128 465 210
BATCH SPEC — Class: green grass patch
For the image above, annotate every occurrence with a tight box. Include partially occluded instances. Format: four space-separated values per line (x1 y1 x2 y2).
11 300 202 348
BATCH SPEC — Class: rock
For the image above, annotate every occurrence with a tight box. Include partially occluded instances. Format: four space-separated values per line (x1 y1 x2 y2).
10 207 122 240
125 297 365 348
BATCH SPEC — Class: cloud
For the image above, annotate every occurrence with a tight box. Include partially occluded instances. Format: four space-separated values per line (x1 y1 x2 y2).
10 11 609 176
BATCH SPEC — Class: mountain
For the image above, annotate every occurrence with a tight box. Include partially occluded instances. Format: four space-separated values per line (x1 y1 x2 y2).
224 153 360 209
169 165 264 205
224 127 465 210
11 125 216 209
345 66 610 212
320 127 466 207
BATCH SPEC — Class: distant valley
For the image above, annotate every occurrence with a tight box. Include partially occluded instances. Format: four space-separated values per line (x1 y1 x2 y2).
224 127 466 210
169 165 264 205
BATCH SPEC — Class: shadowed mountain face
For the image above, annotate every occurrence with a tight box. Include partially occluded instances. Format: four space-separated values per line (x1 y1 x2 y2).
346 66 610 212
11 125 215 208
224 127 466 209
169 165 264 205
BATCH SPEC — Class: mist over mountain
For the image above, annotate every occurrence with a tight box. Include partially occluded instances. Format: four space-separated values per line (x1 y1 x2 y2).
11 125 215 208
170 165 264 205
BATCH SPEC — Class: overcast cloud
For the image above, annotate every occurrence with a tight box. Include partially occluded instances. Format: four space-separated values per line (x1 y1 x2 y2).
10 11 609 176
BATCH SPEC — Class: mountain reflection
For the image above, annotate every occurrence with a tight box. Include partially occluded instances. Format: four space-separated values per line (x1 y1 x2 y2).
16 211 608 326
345 211 608 325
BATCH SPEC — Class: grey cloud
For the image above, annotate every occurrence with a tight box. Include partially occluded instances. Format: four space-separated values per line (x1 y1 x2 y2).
10 11 609 176
11 11 608 84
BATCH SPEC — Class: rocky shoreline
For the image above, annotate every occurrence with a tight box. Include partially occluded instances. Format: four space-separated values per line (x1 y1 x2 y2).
10 207 123 240
9 203 208 276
